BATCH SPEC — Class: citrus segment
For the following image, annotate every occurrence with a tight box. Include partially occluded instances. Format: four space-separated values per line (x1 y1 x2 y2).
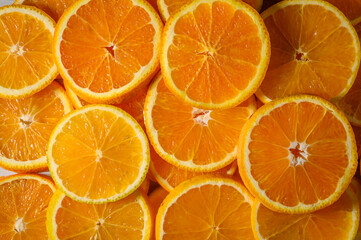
335 22 361 126
0 82 72 173
0 174 55 240
252 188 359 240
150 146 237 191
54 0 163 103
157 0 263 21
256 0 360 103
160 0 270 109
238 95 358 213
13 0 76 21
156 176 254 240
46 190 152 240
145 75 257 172
47 105 150 203
0 5 57 99
325 0 361 25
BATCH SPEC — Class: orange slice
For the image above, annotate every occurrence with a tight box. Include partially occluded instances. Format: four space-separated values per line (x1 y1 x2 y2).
149 187 168 211
238 95 358 213
46 190 152 240
160 0 270 109
150 146 237 191
0 174 56 239
0 82 72 173
53 0 163 104
47 105 150 203
252 188 360 240
325 0 361 25
157 0 263 21
335 22 361 126
145 74 257 172
256 0 361 103
13 0 76 21
350 178 361 239
0 5 58 99
156 176 255 240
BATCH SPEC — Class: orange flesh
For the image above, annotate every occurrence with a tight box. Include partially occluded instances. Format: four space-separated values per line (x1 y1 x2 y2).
54 192 147 239
52 108 145 200
259 3 359 101
161 183 254 240
0 176 54 239
60 0 157 93
247 101 352 207
254 189 358 239
150 78 255 168
0 11 54 90
19 0 76 21
166 1 263 104
337 23 361 125
0 82 69 162
325 0 361 23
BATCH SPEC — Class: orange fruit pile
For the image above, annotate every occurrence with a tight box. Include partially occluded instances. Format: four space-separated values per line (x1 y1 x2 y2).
0 0 360 239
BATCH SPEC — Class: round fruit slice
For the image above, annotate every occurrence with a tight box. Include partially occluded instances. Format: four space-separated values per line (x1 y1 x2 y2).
350 178 361 239
150 147 237 191
157 0 263 21
0 174 56 240
256 0 361 103
0 82 72 173
145 75 257 172
0 5 58 99
156 176 255 240
335 22 361 126
54 0 163 104
47 104 150 203
13 0 76 21
325 0 361 25
46 190 152 240
160 0 270 109
238 95 358 213
252 188 359 240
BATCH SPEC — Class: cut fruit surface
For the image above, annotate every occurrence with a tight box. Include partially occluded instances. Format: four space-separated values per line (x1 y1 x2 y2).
238 95 358 213
0 174 56 240
54 0 163 103
0 82 72 173
160 0 270 109
256 0 361 103
0 5 57 99
325 0 361 25
157 0 263 21
350 178 361 239
156 176 254 240
145 75 257 172
13 0 76 21
150 147 237 191
46 190 152 240
252 188 360 240
335 22 361 126
47 105 150 203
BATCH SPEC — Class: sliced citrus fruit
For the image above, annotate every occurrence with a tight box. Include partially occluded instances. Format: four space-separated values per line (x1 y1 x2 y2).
325 0 361 25
350 178 361 239
0 5 57 99
238 95 358 213
335 22 361 126
47 104 150 203
0 82 72 173
256 0 361 103
156 176 254 240
150 146 237 191
160 0 270 109
252 188 359 240
53 0 163 104
145 75 257 172
46 189 152 240
149 187 168 211
0 174 56 239
13 0 76 21
157 0 263 21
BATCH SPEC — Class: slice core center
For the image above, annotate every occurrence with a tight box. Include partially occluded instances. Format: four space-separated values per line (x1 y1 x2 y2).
14 218 25 233
289 142 308 166
192 108 211 125
105 45 115 57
